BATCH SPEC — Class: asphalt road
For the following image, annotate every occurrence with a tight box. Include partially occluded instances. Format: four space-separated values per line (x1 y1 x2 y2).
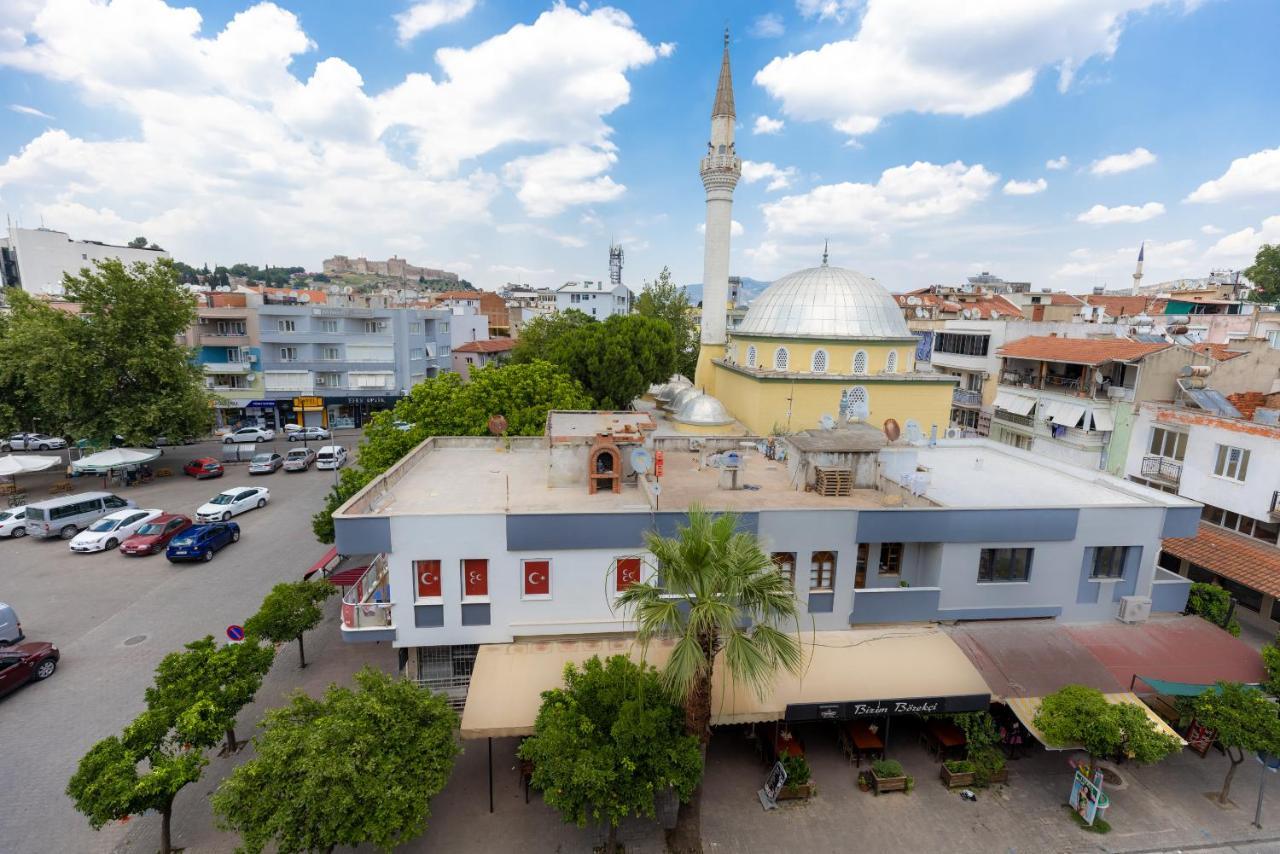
0 434 355 854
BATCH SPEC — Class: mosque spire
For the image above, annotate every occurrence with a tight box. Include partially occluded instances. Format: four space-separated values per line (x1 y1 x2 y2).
822 239 829 266
712 28 735 119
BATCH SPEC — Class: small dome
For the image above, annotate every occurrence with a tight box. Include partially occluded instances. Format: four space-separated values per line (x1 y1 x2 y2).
668 386 701 412
655 378 691 403
674 393 735 426
736 265 910 340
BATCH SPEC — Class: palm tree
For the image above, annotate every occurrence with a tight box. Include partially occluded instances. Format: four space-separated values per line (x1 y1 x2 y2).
616 506 804 854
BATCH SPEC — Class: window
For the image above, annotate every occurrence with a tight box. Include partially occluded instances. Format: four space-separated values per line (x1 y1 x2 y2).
746 345 757 368
811 349 828 373
772 552 796 588
415 559 442 599
774 348 789 371
1148 427 1187 460
461 559 488 599
1213 444 1250 481
226 348 242 362
878 543 903 576
809 551 836 591
840 386 869 419
1091 546 1129 579
522 559 551 599
277 319 295 333
363 320 381 334
279 347 298 362
318 319 339 333
315 372 342 387
440 322 450 334
885 350 898 373
320 346 340 361
853 350 868 374
440 345 450 357
410 348 425 360
933 333 990 357
616 556 642 592
978 548 1033 583
215 320 246 336
1200 503 1280 545
410 321 424 335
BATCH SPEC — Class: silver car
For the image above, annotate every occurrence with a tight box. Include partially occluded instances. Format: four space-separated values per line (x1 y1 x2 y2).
287 426 331 442
2 433 67 451
248 452 284 475
283 448 316 472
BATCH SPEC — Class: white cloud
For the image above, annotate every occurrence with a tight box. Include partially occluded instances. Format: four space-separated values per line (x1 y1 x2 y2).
741 160 798 191
1200 224 1223 235
1045 155 1070 170
395 0 477 44
502 144 624 218
796 0 860 23
1089 146 1156 175
762 160 998 236
489 263 554 276
1076 202 1165 224
1205 215 1280 262
753 115 785 135
1055 238 1195 279
8 103 53 119
756 1 1185 140
1186 147 1280 203
496 221 587 248
656 41 676 58
750 13 785 38
1003 177 1047 196
698 220 744 237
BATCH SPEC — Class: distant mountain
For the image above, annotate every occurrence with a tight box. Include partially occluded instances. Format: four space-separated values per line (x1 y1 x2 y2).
681 276 770 308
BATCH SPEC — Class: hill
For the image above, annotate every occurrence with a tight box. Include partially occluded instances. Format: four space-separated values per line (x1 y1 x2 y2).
681 276 770 308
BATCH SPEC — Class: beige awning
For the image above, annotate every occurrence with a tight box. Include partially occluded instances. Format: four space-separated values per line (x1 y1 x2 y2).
1047 401 1086 426
459 628 992 739
1006 693 1186 752
1091 408 1115 432
994 390 1036 416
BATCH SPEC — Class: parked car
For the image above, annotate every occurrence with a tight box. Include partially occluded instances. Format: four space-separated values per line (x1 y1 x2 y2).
195 486 270 522
283 447 316 472
248 452 284 475
393 420 413 432
0 506 27 539
0 641 59 698
69 508 163 553
287 426 331 442
223 426 275 444
2 433 67 451
282 423 303 434
315 445 348 470
149 435 196 447
0 602 21 646
182 457 224 479
119 514 193 556
166 522 239 563
23 492 136 540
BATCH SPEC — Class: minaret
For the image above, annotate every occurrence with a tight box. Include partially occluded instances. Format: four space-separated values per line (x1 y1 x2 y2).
1131 241 1144 295
694 29 741 393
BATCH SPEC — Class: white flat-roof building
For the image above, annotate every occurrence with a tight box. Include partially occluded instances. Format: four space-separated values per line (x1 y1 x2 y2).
0 226 170 295
554 280 632 319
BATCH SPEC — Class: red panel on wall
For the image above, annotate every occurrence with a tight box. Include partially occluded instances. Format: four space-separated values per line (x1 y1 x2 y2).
463 558 489 597
617 557 641 592
524 559 550 596
415 559 441 599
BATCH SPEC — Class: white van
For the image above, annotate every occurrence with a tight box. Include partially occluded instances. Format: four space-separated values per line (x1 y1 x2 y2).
315 446 348 471
23 492 136 540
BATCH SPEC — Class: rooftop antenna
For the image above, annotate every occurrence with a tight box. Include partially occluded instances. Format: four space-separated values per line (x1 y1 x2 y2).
821 239 829 267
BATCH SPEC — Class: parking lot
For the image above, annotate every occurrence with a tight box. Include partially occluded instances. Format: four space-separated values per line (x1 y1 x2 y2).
0 433 359 854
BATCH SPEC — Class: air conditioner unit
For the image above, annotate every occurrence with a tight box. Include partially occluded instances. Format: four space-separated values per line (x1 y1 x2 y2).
1117 595 1152 624
944 427 961 439
246 373 257 383
315 376 327 386
247 353 258 363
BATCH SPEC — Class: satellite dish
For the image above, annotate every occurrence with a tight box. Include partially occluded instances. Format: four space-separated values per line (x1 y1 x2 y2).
915 307 926 318
991 310 1000 319
907 296 922 306
961 308 973 319
298 293 311 303
630 448 652 474
819 414 836 431
883 418 901 442
218 285 231 292
343 286 354 295
487 414 508 435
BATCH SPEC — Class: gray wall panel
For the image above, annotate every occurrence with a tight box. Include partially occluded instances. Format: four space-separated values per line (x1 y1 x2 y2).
334 516 392 555
506 512 758 551
849 587 941 624
1162 506 1202 539
856 509 1078 543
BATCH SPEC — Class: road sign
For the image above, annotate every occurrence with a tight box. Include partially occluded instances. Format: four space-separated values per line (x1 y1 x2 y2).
226 624 246 642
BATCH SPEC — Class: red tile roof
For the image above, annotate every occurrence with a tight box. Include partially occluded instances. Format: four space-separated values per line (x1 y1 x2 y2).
1162 523 1280 599
1191 343 1246 362
997 336 1171 365
1227 392 1269 420
1084 294 1155 317
1048 292 1084 306
454 338 516 354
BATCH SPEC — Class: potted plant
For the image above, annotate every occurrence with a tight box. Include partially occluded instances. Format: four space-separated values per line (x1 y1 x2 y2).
870 758 912 795
940 759 976 788
777 754 816 800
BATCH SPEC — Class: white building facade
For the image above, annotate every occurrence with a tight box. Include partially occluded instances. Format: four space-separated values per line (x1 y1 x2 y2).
554 280 632 319
0 226 170 295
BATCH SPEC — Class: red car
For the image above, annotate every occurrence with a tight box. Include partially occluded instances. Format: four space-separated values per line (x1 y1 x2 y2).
119 513 193 556
0 642 59 698
183 458 224 479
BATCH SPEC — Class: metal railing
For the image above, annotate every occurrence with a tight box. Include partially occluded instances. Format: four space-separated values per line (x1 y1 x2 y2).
340 555 394 631
952 388 983 407
993 408 1034 427
1140 455 1183 483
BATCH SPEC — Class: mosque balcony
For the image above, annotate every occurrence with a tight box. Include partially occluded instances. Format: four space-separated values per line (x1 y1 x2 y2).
700 154 741 173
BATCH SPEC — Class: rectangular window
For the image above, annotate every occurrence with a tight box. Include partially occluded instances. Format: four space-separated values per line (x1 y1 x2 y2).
1253 518 1280 546
934 332 990 357
279 347 297 362
1214 444 1250 481
772 552 796 588
878 543 903 576
409 321 423 335
363 319 381 334
522 559 551 599
1202 504 1225 526
462 559 488 599
226 348 242 362
277 319 295 333
320 346 340 361
978 548 1034 583
1148 427 1187 460
319 319 338 333
440 345 450 357
440 322 450 333
1091 546 1128 579
410 348 425 360
616 556 642 592
809 551 836 591
415 559 442 599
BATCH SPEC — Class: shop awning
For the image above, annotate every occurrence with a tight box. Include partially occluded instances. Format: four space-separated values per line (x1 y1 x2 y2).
1065 618 1265 688
993 390 1036 416
303 546 338 580
1090 408 1115 432
1046 401 1086 426
459 628 991 739
1131 676 1260 697
1006 693 1186 751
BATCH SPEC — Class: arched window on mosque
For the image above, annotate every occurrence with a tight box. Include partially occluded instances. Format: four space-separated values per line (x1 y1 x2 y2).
774 347 789 371
746 345 757 368
840 385 870 420
811 349 828 373
853 350 868 374
885 350 898 373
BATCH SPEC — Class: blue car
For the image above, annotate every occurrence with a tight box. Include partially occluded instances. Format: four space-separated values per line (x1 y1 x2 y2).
165 522 240 563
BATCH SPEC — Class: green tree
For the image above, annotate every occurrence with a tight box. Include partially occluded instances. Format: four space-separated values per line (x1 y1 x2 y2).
512 309 597 365
245 580 337 668
212 667 459 854
145 636 275 755
127 236 149 249
1245 244 1280 303
0 311 39 433
617 508 803 853
0 259 211 443
67 707 207 854
1187 582 1241 636
1193 682 1280 804
1034 685 1182 776
1262 643 1280 697
520 655 703 854
637 266 699 378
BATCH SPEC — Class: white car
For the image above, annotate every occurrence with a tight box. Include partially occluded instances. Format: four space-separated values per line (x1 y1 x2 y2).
3 433 67 451
287 426 331 442
0 506 28 538
282 423 303 433
315 446 348 470
195 486 270 522
223 427 275 444
69 508 163 553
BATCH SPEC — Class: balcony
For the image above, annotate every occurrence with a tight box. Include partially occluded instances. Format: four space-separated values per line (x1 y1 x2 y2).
1141 455 1183 484
202 362 251 374
340 554 396 643
951 388 983 408
198 331 250 346
993 408 1034 427
849 586 942 625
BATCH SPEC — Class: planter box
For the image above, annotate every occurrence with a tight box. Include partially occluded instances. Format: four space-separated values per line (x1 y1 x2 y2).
940 765 975 788
871 771 908 795
777 782 816 800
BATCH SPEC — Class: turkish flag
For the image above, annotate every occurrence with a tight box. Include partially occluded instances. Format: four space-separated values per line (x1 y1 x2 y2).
463 558 489 597
415 559 441 599
617 557 641 592
524 560 550 596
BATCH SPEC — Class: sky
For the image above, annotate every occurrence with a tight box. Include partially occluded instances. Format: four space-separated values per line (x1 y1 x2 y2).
1 0 1278 294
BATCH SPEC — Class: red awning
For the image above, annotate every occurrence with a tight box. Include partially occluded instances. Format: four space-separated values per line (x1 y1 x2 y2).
326 553 375 587
1065 618 1264 689
946 621 1119 697
303 546 338 580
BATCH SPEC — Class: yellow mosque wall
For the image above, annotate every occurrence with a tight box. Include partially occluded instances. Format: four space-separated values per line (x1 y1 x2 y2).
725 336 917 375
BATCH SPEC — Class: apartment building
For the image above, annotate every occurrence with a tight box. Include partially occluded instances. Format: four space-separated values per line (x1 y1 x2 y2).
185 291 269 428
0 225 169 296
555 280 633 319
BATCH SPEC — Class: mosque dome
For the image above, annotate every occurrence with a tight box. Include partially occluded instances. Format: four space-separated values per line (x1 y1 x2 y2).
674 393 735 426
736 264 910 340
668 386 702 413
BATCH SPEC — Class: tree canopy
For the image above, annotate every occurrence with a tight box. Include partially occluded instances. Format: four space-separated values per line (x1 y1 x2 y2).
212 667 459 854
520 655 702 854
0 258 211 442
1246 243 1280 303
246 580 337 668
1034 684 1181 773
636 267 698 379
1193 682 1280 804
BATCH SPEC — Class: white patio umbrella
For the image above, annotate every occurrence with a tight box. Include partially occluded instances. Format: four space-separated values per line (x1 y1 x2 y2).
0 454 61 500
71 447 162 474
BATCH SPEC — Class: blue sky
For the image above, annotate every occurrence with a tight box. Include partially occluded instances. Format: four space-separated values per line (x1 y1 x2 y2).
1 0 1278 293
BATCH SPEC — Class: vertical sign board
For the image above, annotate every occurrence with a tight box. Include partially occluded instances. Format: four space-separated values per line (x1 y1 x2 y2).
1069 769 1104 826
463 559 489 597
654 451 664 478
523 560 551 597
415 559 442 599
617 557 641 592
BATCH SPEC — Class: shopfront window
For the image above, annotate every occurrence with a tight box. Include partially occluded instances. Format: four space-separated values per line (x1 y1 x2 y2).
978 548 1033 583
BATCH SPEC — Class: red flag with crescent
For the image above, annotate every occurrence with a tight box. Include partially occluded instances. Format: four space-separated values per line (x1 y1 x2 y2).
415 559 441 599
524 560 550 596
463 558 489 597
617 557 641 592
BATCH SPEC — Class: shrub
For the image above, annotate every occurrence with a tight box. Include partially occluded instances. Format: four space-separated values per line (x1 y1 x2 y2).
872 759 904 778
943 759 975 773
1187 582 1242 636
780 754 811 787
1263 644 1280 697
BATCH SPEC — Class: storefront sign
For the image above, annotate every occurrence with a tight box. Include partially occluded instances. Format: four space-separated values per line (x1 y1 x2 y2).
1187 719 1217 757
785 693 990 722
341 396 390 405
294 396 324 410
1069 768 1104 826
246 400 277 409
